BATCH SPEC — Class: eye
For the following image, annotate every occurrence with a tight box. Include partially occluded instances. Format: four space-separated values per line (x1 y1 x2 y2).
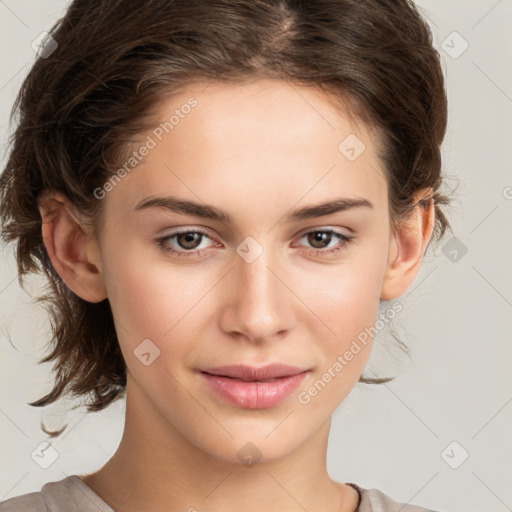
294 228 354 257
155 229 216 258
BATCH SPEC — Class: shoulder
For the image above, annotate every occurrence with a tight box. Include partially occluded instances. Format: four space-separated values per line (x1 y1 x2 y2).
350 483 440 512
0 475 111 512
0 490 47 512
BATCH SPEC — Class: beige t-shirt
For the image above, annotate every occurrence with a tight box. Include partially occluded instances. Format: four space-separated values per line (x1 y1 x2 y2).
0 475 438 511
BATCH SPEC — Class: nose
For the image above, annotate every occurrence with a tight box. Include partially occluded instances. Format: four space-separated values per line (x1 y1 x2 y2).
218 246 295 344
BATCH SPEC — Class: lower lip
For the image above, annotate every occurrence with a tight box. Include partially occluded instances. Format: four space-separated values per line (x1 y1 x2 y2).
200 371 309 409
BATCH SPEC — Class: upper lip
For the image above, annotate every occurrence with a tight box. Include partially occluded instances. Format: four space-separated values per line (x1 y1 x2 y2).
200 364 309 381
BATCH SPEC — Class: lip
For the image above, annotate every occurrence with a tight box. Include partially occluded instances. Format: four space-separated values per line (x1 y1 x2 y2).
199 364 310 409
201 364 308 381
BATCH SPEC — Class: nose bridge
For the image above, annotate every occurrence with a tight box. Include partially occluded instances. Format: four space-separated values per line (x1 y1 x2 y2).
241 250 277 304
222 239 292 341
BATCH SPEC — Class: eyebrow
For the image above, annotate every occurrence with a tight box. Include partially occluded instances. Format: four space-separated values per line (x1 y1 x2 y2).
134 194 373 223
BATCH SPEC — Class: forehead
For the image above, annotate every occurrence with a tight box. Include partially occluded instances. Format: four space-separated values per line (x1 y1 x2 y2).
105 79 388 222
149 78 381 156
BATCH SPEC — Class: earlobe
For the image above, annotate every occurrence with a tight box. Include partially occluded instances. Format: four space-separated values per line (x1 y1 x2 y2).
380 188 435 301
38 190 107 303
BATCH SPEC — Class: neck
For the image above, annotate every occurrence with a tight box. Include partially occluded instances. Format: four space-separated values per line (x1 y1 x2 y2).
81 378 359 512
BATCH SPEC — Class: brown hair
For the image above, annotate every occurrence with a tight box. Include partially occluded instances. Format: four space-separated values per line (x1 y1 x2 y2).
0 0 452 421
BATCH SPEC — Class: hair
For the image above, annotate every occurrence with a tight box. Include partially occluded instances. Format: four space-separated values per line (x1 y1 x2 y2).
0 0 452 426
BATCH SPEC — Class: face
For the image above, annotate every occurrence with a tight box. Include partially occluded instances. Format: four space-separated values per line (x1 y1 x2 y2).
95 79 394 463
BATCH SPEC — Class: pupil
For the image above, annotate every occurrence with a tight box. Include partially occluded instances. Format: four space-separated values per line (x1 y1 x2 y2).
310 231 330 249
180 232 200 249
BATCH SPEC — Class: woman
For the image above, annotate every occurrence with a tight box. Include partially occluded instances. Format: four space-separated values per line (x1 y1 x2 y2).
0 0 451 510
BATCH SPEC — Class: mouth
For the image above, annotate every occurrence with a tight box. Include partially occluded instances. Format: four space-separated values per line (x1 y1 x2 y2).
199 364 310 409
200 363 309 381
201 374 283 382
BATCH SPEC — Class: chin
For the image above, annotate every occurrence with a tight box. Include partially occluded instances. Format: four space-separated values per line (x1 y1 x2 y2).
187 420 316 467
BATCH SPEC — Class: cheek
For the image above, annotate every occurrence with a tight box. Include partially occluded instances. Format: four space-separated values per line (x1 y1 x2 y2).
294 273 383 413
295 241 389 396
299 250 387 339
104 254 210 340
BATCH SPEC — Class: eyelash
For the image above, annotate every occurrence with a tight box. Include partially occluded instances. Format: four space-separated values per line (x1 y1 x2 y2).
155 228 355 259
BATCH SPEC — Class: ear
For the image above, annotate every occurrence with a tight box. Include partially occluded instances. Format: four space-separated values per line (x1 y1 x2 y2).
38 190 107 303
380 188 435 300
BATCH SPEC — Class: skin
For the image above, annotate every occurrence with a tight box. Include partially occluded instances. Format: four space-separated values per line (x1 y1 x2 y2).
38 79 435 512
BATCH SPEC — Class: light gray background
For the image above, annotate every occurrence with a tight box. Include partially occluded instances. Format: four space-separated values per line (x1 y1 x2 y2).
0 1 511 511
